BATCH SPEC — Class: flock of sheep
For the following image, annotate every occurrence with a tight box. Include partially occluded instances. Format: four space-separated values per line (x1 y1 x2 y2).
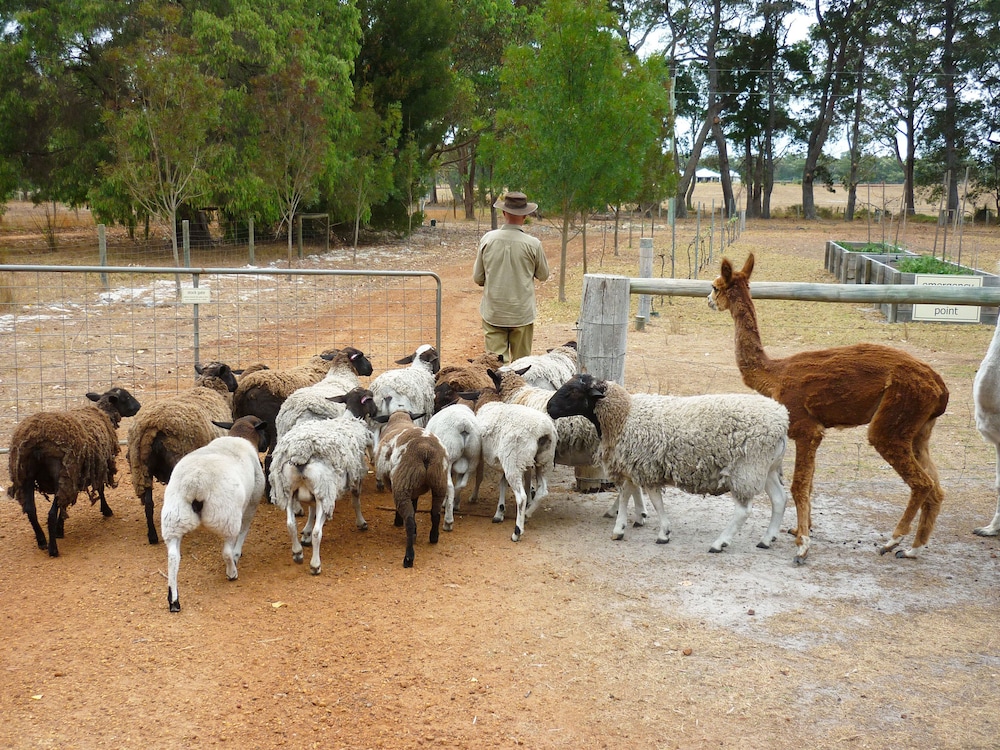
8 299 1000 611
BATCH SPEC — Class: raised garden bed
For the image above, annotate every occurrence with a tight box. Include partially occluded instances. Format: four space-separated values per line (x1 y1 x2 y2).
825 240 999 324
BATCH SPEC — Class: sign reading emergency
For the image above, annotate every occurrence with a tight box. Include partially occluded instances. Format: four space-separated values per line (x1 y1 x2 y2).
911 273 982 323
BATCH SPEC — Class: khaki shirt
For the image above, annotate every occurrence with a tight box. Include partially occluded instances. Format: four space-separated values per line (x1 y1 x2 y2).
473 224 549 327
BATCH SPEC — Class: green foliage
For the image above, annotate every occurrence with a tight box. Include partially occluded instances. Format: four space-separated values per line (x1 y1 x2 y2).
895 255 974 275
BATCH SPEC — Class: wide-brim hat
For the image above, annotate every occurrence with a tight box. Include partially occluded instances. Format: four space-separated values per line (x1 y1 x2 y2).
493 192 538 216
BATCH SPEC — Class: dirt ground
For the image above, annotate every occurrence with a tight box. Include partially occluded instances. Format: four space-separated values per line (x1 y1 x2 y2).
2 198 1000 749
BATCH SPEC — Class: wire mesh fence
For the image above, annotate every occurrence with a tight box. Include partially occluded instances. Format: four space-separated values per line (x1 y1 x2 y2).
0 264 441 451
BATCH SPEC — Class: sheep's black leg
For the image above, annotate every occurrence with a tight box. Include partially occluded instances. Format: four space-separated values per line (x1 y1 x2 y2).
46 497 61 557
404 516 416 568
429 491 444 545
142 488 158 544
98 487 114 517
21 487 47 550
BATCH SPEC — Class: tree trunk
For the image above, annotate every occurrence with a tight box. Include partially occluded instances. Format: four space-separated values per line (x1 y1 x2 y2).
942 1 960 216
676 113 716 218
845 44 866 222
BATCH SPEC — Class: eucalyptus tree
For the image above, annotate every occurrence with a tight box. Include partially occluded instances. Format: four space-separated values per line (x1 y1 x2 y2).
494 0 669 301
441 0 531 220
866 0 938 216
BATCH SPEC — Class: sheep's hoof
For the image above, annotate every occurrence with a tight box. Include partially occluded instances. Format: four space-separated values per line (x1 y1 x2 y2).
492 514 504 524
511 530 521 542
102 508 114 518
357 521 369 531
227 572 238 581
169 600 180 613
793 555 807 565
632 520 644 528
292 552 304 564
756 541 771 549
973 527 999 537
430 531 440 545
895 549 919 559
611 531 624 541
48 547 60 557
655 534 670 545
148 533 159 545
310 565 321 575
403 556 414 568
708 546 723 553
443 521 453 532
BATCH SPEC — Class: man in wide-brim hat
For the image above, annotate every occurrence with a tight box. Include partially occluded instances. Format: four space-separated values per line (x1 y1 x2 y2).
473 192 549 362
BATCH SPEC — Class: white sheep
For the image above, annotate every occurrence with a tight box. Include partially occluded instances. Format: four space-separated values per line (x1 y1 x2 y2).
161 415 269 612
426 403 483 528
475 400 557 542
268 388 377 575
374 411 450 568
974 318 1000 536
127 361 241 545
6 387 142 557
370 344 440 435
507 341 578 390
274 347 374 440
546 374 789 552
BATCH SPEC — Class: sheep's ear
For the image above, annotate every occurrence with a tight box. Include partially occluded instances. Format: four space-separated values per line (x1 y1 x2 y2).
497 353 504 363
487 369 501 390
515 366 531 376
374 414 390 424
457 390 480 401
194 363 205 375
328 394 347 404
395 353 415 365
409 411 426 422
86 392 101 403
742 253 755 278
212 420 234 430
564 340 577 349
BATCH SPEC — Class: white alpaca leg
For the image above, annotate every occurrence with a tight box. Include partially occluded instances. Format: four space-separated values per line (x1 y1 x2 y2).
757 464 788 549
645 486 671 543
709 497 751 552
309 504 326 575
974 449 1000 536
286 504 304 564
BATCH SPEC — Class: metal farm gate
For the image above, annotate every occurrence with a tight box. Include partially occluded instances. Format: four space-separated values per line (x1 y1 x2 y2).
0 264 441 451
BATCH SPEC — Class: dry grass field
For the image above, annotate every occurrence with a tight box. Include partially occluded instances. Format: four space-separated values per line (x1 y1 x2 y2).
1 193 1000 749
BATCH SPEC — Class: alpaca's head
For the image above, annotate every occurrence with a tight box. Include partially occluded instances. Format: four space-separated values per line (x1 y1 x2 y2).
708 254 755 312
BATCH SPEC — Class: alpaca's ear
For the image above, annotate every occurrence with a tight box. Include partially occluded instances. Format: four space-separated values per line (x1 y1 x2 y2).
743 254 755 278
720 258 733 282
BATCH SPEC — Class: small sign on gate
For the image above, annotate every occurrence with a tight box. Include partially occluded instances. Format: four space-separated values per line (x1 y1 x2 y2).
181 287 212 304
911 274 982 323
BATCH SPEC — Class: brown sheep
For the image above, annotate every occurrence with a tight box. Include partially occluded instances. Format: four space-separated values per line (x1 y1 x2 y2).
7 387 142 556
374 411 450 568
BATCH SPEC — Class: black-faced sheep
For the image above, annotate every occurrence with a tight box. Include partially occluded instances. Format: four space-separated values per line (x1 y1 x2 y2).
127 361 240 545
433 351 504 411
374 411 450 568
161 415 269 613
268 388 377 575
274 347 374 440
7 387 142 557
475 400 557 542
546 374 790 553
231 347 342 472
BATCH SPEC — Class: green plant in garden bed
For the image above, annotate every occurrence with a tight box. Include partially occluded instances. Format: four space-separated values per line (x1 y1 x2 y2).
895 255 974 275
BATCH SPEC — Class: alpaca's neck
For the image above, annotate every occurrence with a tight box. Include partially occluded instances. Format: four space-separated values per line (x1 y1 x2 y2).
729 287 780 397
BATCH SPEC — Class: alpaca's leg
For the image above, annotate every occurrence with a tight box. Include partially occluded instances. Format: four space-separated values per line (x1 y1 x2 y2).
758 462 788 550
870 417 940 558
790 429 823 564
974 444 1000 536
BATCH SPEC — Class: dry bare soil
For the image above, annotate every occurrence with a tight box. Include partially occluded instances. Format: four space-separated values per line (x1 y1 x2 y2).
1 195 999 749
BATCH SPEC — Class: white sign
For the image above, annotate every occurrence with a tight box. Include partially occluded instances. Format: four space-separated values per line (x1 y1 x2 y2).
180 287 212 305
911 274 982 323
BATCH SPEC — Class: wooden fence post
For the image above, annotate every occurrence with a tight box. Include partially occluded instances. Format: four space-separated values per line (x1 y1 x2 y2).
576 273 630 491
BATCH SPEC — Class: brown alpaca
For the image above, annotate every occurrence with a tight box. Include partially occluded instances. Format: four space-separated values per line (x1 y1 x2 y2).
708 254 949 563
